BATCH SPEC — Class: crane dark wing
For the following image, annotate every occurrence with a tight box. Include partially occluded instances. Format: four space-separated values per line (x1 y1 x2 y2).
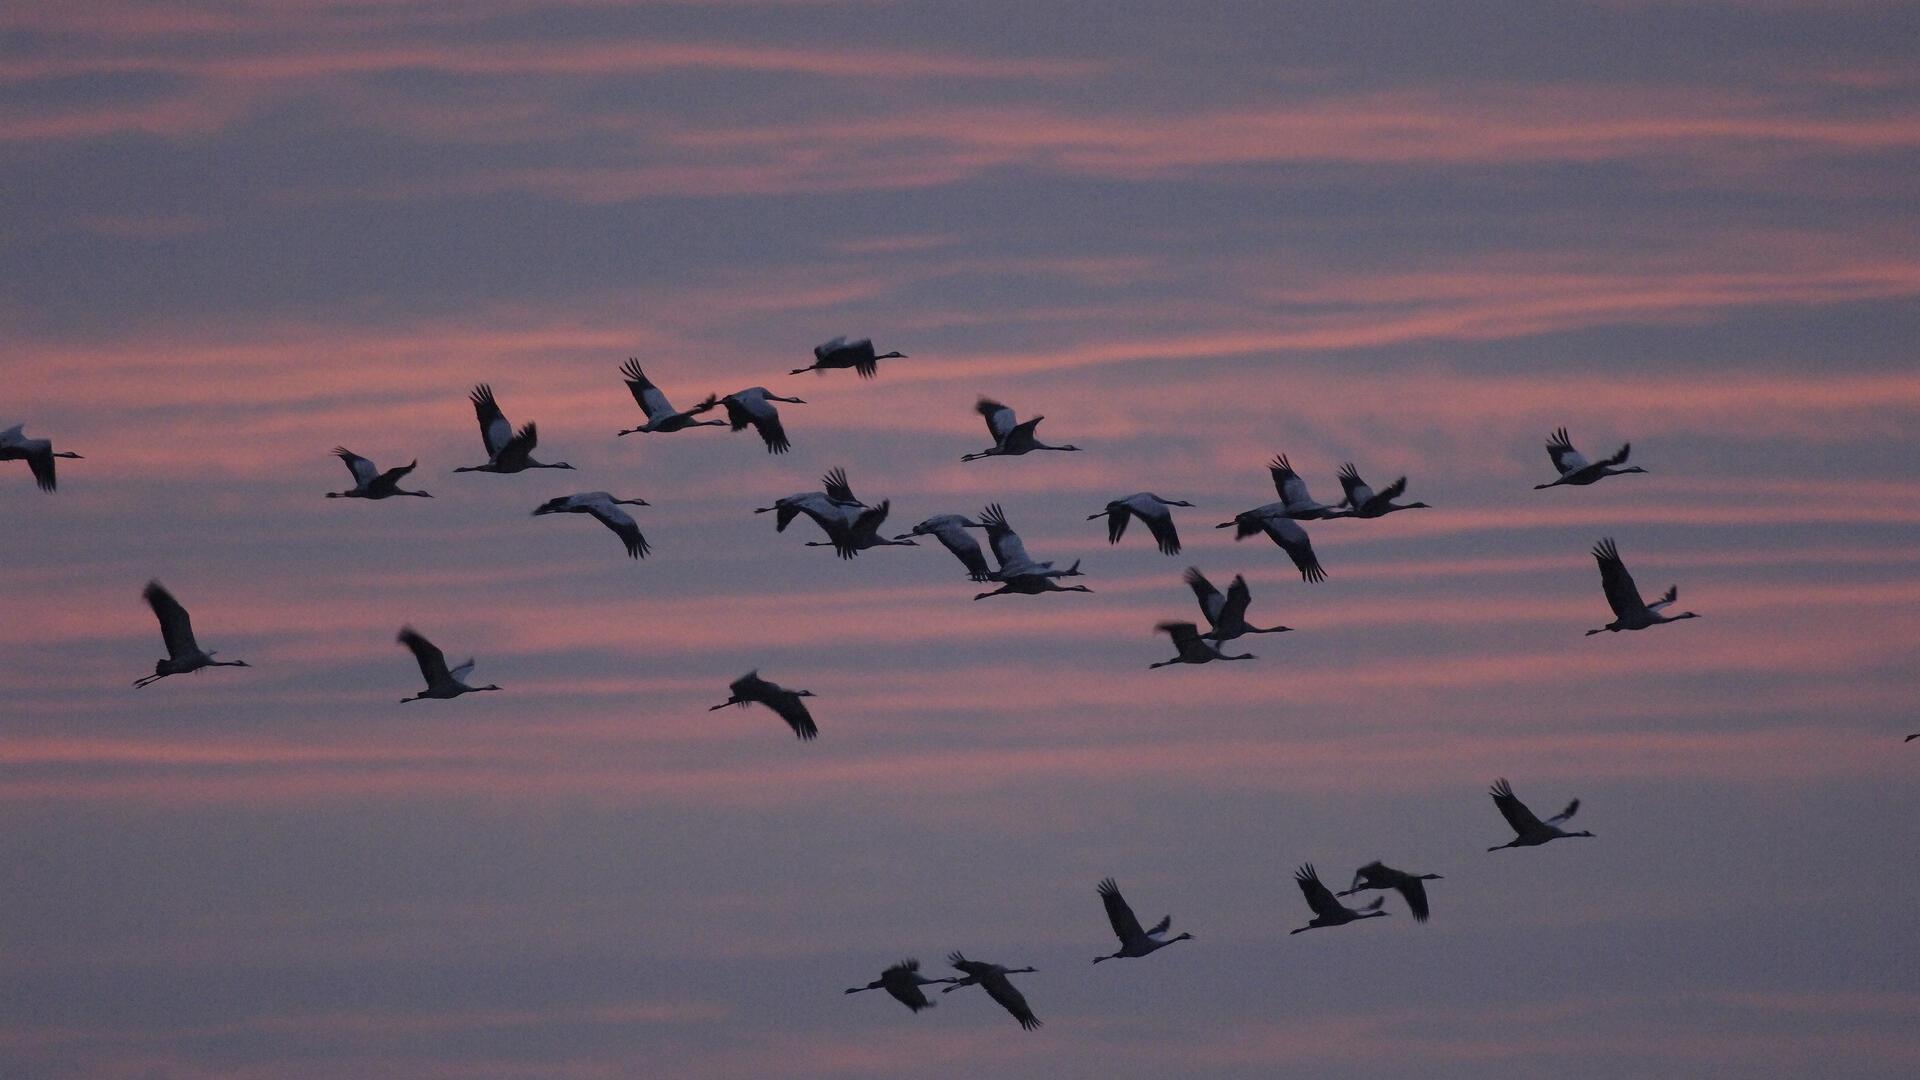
373 461 417 490
1546 799 1580 826
982 974 1040 1031
1104 507 1130 545
1397 877 1431 922
1156 622 1205 650
23 442 57 491
976 398 1016 443
397 626 451 685
1490 778 1545 834
333 447 378 486
1294 864 1341 918
142 581 198 658
1547 427 1588 474
821 466 858 505
936 529 992 581
1262 517 1326 582
1142 509 1181 555
587 503 649 559
1337 463 1370 508
1184 567 1225 623
1373 476 1408 504
769 692 818 740
1592 537 1644 618
619 359 672 420
1269 454 1312 505
1598 443 1632 468
1098 877 1145 943
1219 575 1253 627
470 384 511 458
494 422 539 468
751 408 790 454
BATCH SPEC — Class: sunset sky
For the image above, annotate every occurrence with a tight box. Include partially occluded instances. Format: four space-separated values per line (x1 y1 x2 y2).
4 1 1919 1076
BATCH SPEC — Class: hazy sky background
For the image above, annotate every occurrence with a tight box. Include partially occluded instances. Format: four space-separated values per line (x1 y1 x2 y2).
4 1 1918 1076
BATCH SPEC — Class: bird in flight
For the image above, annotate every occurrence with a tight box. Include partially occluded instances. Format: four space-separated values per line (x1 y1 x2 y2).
1337 862 1443 922
844 959 956 1012
1263 455 1352 520
804 500 918 560
719 387 807 454
961 398 1081 461
133 582 251 688
532 492 652 559
1090 493 1193 555
614 360 724 435
1183 568 1291 642
1535 427 1646 489
1289 863 1389 934
895 514 993 581
327 448 431 500
709 671 818 740
1586 537 1700 634
1487 778 1594 850
756 466 868 537
1217 508 1326 582
1 424 82 492
1336 463 1430 518
1091 877 1193 963
792 336 906 379
942 952 1041 1030
455 385 574 473
397 627 501 702
1149 621 1255 669
973 503 1092 599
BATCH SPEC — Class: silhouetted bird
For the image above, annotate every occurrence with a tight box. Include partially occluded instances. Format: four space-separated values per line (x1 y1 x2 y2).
1149 622 1254 669
615 360 724 435
719 387 807 454
397 627 500 702
1264 455 1353 519
1184 568 1291 642
896 514 993 581
961 398 1081 461
1289 863 1388 934
1217 508 1326 582
942 952 1041 1030
533 492 651 558
1 424 82 492
1587 537 1700 634
1090 493 1193 555
793 336 905 379
133 581 251 688
1092 878 1193 963
454 385 574 473
756 467 868 538
709 671 818 740
973 504 1091 599
1337 862 1443 922
1535 427 1646 489
327 448 431 499
844 959 955 1012
804 500 917 559
1336 463 1429 517
1487 778 1594 850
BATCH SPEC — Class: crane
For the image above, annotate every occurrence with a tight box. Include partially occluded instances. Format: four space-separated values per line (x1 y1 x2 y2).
719 387 807 454
1089 493 1193 555
1289 863 1389 934
1183 568 1291 641
397 627 501 701
532 492 652 558
1536 427 1646 489
941 953 1041 1030
614 360 724 435
1 424 83 492
326 448 431 499
132 581 251 688
961 398 1080 461
1149 622 1255 668
1336 862 1442 922
792 336 906 379
844 959 956 1012
709 671 818 740
1091 878 1193 963
454 385 574 473
1587 537 1700 634
1487 778 1594 849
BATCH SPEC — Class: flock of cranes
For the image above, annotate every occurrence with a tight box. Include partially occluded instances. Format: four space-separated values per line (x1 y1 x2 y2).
12 334 1737 1035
